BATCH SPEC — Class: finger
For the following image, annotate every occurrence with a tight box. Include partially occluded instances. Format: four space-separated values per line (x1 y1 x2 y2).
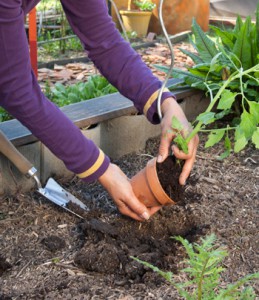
179 145 197 185
118 194 151 221
158 129 174 163
148 206 162 216
172 135 199 160
118 204 147 221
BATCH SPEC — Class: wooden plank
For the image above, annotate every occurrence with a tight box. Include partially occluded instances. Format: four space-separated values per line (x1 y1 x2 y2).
0 78 198 146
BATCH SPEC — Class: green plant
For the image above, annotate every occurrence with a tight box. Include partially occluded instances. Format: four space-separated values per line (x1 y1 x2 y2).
49 75 117 107
36 0 61 11
132 234 259 300
0 107 12 123
134 0 156 11
121 30 138 41
0 75 117 123
156 3 259 157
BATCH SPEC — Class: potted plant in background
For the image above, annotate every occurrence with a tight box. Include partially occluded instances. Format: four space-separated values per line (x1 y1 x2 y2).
131 4 259 208
149 0 210 35
119 0 156 37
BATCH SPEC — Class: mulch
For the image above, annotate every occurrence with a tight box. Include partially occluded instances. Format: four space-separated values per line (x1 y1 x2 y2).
37 41 195 88
0 134 258 299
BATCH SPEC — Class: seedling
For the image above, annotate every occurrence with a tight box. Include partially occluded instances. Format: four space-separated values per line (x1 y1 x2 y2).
134 0 156 11
132 234 259 300
156 3 259 157
171 59 259 158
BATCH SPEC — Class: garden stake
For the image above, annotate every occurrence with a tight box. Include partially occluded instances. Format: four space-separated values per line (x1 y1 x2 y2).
157 0 175 121
0 130 88 219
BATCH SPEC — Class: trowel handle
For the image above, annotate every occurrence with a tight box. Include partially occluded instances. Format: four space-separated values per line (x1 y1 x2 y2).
0 130 34 175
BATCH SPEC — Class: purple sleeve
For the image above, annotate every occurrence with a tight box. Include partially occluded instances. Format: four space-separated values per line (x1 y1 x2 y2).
0 0 175 183
61 0 175 124
0 0 110 182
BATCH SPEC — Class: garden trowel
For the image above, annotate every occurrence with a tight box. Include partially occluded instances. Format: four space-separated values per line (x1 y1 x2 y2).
0 130 88 218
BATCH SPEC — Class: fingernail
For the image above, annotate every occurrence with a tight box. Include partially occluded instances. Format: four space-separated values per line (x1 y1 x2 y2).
141 211 150 220
157 155 163 163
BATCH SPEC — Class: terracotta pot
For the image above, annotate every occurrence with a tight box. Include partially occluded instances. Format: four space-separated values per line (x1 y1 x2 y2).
120 10 152 37
130 157 175 207
148 0 210 35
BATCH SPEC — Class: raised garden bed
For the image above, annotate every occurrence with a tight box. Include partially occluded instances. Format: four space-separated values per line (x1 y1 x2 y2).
0 133 258 299
0 79 206 195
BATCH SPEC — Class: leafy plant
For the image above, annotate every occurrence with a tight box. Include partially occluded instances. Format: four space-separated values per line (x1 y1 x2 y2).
132 234 259 300
49 75 117 107
134 0 156 11
156 3 259 157
121 30 138 41
0 75 117 123
0 107 12 123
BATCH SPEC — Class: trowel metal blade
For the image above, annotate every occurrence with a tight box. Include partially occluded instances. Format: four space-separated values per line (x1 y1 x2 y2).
38 178 88 212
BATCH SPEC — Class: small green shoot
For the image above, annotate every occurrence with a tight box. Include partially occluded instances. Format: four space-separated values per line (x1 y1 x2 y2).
156 4 259 157
132 234 259 300
134 0 156 11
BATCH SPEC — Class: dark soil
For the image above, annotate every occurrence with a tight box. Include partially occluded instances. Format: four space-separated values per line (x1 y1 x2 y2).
0 135 258 299
156 155 185 203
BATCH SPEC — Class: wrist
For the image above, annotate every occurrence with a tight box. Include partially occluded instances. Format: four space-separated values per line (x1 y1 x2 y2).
161 97 181 116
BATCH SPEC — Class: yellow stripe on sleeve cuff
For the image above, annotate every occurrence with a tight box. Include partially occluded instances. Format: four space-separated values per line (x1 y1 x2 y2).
143 88 170 116
77 150 105 179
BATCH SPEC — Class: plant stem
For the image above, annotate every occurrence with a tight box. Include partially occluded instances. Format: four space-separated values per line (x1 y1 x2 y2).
199 127 236 132
185 64 259 144
128 0 131 10
197 257 210 300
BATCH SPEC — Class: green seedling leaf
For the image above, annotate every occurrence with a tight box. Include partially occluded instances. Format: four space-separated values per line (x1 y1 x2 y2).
205 130 225 148
196 112 216 125
248 100 259 123
224 135 231 151
131 256 173 282
171 116 184 132
240 110 257 139
215 109 231 120
234 135 248 153
219 136 231 159
252 127 259 148
234 126 248 152
174 134 188 154
217 90 237 110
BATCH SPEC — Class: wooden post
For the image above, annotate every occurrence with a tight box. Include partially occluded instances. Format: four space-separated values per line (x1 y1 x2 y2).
28 8 38 78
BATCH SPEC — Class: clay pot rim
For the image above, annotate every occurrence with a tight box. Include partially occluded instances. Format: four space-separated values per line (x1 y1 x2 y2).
119 10 153 16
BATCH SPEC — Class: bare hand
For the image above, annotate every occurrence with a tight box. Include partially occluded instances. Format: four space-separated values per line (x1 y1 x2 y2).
98 163 161 221
157 97 199 185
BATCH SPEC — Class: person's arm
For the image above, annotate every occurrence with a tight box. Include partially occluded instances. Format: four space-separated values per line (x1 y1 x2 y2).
61 0 173 124
0 1 109 183
61 0 198 185
0 0 153 221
